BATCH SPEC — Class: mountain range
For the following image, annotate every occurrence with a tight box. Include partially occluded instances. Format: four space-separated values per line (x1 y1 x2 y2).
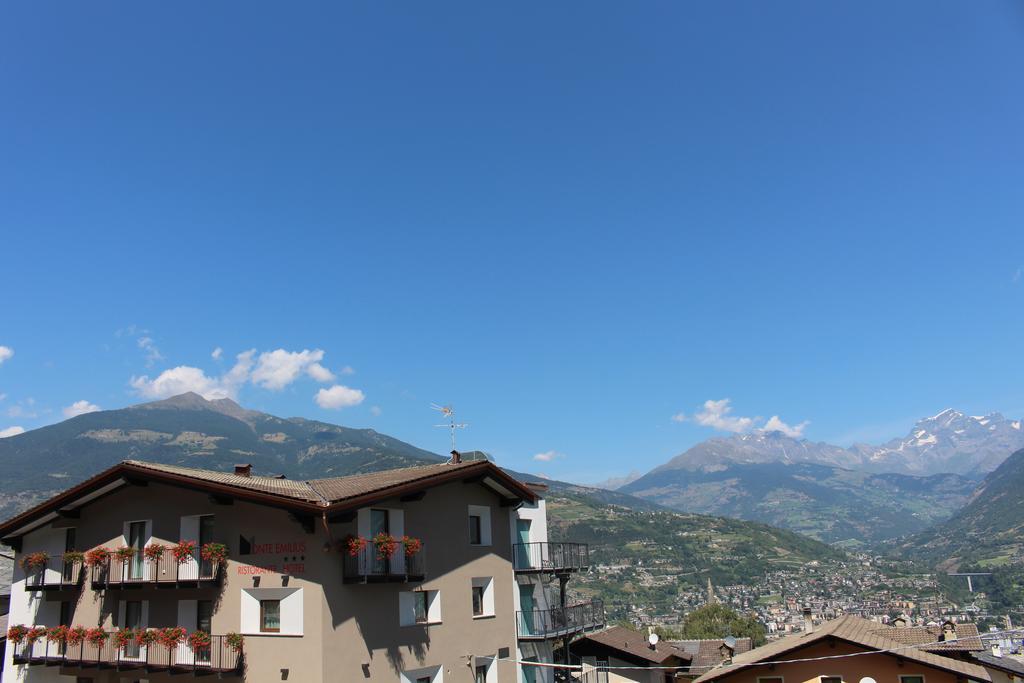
619 410 1024 544
0 393 847 610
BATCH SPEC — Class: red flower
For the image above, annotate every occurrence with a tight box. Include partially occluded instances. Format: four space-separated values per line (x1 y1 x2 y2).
401 536 422 557
344 535 367 557
85 547 111 567
6 625 28 644
372 532 398 560
171 540 197 564
66 626 87 646
85 627 109 647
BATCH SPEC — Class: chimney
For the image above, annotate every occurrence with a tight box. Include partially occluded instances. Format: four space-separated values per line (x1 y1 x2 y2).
450 450 462 464
234 463 253 478
803 607 814 634
893 616 907 628
941 620 957 642
991 643 1002 658
719 641 735 662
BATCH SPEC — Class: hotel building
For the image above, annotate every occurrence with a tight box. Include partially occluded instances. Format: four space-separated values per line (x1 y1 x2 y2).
1 454 604 682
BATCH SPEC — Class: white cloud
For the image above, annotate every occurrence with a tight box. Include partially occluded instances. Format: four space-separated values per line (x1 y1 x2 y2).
693 399 757 433
307 362 336 383
340 365 355 375
211 347 223 360
533 450 565 462
0 346 13 365
0 426 25 438
369 406 382 417
761 415 810 438
251 349 335 390
137 336 163 367
63 400 102 418
680 398 809 438
315 385 366 409
130 350 254 400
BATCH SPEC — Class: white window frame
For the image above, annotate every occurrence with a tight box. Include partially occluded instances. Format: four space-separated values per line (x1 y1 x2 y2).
399 590 442 627
467 505 492 546
400 665 444 683
471 577 495 619
240 587 303 636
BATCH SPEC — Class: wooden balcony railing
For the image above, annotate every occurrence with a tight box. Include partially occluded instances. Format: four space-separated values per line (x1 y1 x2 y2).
10 632 242 675
513 542 590 573
22 555 84 591
516 600 605 641
342 546 426 584
90 554 222 589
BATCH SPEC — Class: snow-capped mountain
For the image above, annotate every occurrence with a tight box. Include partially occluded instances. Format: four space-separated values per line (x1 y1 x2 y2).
644 409 1024 478
851 409 1024 476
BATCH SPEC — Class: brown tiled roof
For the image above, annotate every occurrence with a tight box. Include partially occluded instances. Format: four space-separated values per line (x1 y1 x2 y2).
578 626 692 665
674 638 753 673
0 458 537 540
124 461 325 503
693 615 991 683
308 461 484 503
876 623 984 652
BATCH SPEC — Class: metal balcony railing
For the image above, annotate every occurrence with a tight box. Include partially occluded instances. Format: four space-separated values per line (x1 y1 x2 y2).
90 553 223 589
10 632 242 675
513 542 590 573
22 555 84 591
516 600 605 640
342 546 426 584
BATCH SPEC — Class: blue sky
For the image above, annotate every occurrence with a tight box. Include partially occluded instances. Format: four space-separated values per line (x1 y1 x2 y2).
1 1 1022 483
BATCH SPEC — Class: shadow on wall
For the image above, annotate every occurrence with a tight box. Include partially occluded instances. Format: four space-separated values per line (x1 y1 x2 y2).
323 578 430 675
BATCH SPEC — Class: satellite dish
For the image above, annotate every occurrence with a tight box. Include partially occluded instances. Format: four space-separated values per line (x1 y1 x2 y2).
860 677 877 683
649 633 660 646
724 636 737 649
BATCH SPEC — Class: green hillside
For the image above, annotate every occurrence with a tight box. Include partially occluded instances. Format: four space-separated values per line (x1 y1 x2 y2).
622 462 976 545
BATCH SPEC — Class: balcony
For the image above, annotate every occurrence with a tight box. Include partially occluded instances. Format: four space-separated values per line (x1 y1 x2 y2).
516 600 605 641
23 555 84 591
91 554 223 589
11 633 242 676
342 546 426 584
513 542 590 574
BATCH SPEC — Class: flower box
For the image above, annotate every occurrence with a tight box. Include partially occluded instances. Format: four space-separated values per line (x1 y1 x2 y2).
401 535 422 557
144 543 166 562
172 540 197 564
6 625 28 644
200 542 228 563
20 551 50 571
85 627 109 647
372 532 398 560
85 547 111 568
67 626 87 646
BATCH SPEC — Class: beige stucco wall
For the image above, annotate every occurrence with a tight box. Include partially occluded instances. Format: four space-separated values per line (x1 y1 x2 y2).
708 641 967 683
5 476 521 683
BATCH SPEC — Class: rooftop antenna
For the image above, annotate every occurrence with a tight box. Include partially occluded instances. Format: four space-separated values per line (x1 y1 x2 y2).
432 404 468 452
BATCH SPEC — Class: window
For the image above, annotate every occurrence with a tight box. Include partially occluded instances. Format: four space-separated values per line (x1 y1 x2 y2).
820 677 842 683
400 590 440 626
472 585 485 616
241 587 303 635
399 666 442 683
418 678 431 683
900 677 925 683
471 577 494 618
475 665 488 683
759 678 784 683
260 600 281 632
197 600 213 633
467 505 492 546
414 592 428 623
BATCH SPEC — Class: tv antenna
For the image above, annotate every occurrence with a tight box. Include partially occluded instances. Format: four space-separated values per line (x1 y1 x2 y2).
432 404 468 451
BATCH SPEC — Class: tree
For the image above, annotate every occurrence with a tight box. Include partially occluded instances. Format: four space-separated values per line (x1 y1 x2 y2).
660 604 766 646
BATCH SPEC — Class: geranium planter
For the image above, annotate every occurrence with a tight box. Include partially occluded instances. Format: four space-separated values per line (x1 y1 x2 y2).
85 627 109 647
343 535 367 557
225 632 244 653
113 628 137 650
26 627 47 645
67 626 87 647
47 625 70 645
6 625 28 644
135 629 158 647
402 535 422 557
114 546 137 562
20 551 50 571
187 630 212 651
157 626 187 649
144 543 166 562
85 547 111 568
172 540 197 564
372 532 398 560
200 542 228 564
64 550 85 565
